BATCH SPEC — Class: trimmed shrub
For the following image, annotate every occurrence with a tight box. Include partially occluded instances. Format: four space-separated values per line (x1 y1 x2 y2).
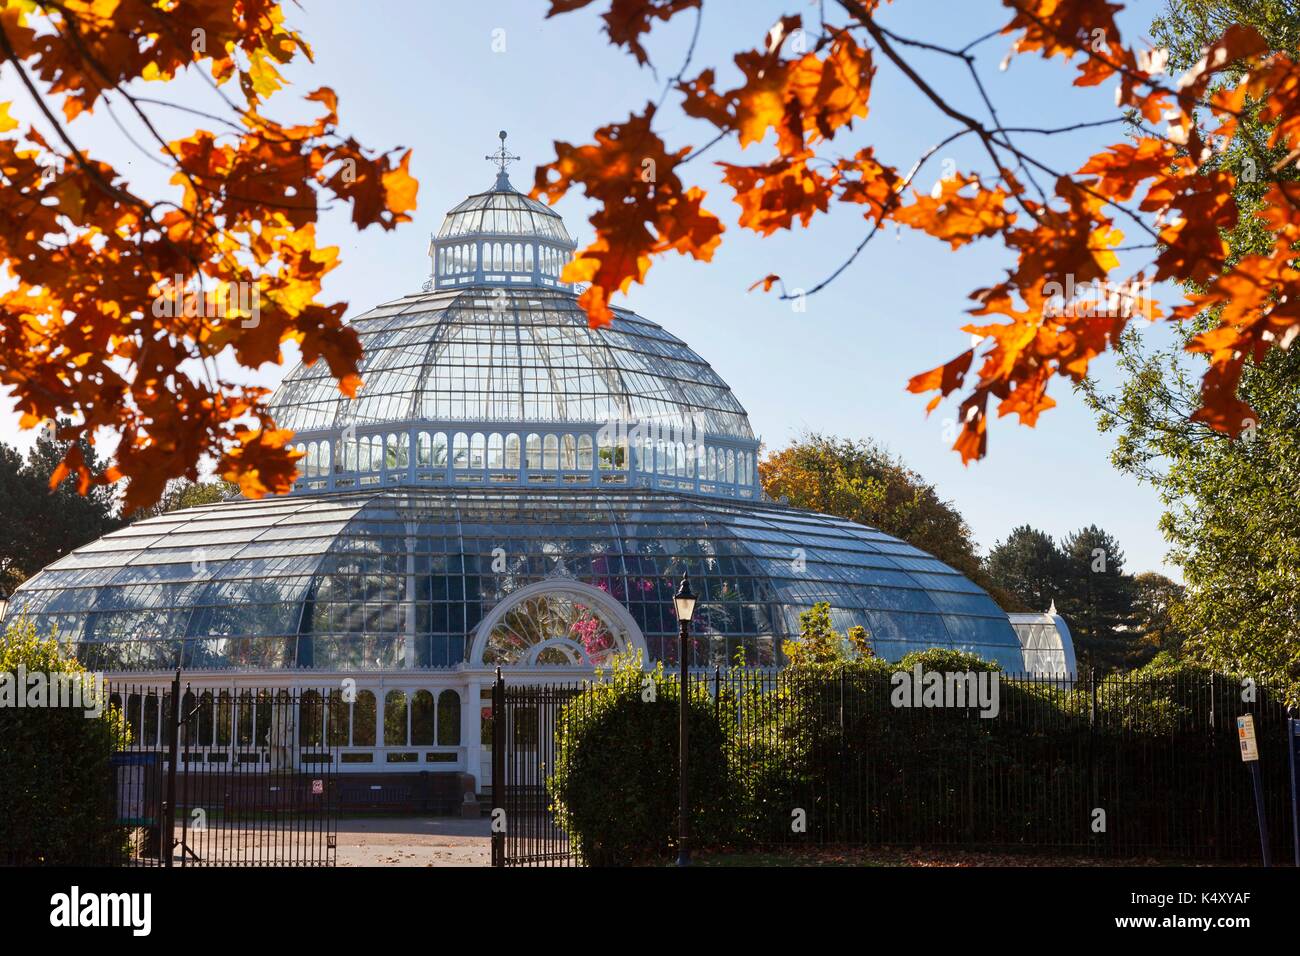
0 618 128 865
548 653 737 865
740 646 1081 845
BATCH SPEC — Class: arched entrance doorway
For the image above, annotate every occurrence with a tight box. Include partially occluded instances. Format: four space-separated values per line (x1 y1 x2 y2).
469 578 647 669
469 580 648 788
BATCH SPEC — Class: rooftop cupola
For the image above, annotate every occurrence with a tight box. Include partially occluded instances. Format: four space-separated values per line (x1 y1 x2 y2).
427 131 577 291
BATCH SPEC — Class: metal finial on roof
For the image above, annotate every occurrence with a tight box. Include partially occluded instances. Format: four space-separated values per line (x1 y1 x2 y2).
486 129 520 190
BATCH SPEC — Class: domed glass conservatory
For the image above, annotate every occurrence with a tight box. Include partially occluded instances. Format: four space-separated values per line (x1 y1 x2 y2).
6 141 1066 782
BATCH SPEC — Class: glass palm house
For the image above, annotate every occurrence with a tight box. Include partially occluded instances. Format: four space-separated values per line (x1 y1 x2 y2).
7 139 1072 786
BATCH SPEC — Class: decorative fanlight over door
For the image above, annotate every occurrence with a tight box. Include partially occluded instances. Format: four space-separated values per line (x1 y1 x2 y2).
471 579 647 668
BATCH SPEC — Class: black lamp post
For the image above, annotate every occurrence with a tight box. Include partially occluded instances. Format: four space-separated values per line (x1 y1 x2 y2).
673 570 697 867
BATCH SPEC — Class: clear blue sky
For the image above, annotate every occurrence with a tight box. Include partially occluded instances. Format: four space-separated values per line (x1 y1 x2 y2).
0 0 1183 579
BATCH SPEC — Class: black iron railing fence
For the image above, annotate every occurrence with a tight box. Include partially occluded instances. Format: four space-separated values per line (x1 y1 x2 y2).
4 677 340 867
493 668 1298 866
107 679 340 866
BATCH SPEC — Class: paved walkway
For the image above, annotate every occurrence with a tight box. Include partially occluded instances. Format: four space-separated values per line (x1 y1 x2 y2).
335 817 491 867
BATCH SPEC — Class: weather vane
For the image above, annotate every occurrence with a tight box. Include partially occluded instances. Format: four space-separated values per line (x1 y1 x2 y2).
486 130 519 184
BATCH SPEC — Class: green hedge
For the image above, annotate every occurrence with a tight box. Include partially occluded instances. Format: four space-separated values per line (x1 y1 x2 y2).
0 618 128 865
548 655 738 865
546 642 1292 860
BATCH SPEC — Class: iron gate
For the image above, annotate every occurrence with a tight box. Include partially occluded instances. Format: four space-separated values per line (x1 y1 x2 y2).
109 675 340 867
490 673 583 866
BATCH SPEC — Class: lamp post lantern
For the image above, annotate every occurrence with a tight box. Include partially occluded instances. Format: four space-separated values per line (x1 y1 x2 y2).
673 570 697 867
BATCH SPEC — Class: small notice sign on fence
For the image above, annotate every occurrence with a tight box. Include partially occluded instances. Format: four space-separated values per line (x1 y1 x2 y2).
1237 715 1259 762
109 752 159 827
312 779 324 795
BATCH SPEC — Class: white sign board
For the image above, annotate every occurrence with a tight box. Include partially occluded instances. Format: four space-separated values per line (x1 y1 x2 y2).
1237 715 1259 762
116 764 147 823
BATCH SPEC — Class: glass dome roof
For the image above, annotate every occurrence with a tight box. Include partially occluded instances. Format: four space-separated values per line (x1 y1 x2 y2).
268 286 755 440
6 143 1037 680
7 488 1024 673
437 184 572 243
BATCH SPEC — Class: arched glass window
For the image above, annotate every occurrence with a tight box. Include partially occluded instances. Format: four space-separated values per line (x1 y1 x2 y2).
526 433 542 470
525 244 534 271
560 434 577 470
437 690 461 746
707 447 716 481
470 432 486 469
300 690 323 747
411 690 436 746
418 432 431 467
453 432 469 469
487 433 504 469
726 449 736 483
180 691 197 746
432 432 448 467
543 434 559 469
235 690 253 746
384 690 408 747
505 433 521 470
353 691 376 747
577 434 594 470
370 436 382 471
255 691 273 747
676 441 687 476
216 690 232 746
326 689 348 746
195 690 214 746
515 243 524 270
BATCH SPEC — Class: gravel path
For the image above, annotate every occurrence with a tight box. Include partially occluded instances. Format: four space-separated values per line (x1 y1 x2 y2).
334 817 491 867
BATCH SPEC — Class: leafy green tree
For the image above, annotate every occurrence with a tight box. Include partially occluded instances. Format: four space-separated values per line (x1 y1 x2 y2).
1083 0 1300 689
128 479 237 522
984 525 1066 612
0 429 120 595
760 433 1019 609
782 602 872 668
1129 572 1187 666
1058 526 1136 673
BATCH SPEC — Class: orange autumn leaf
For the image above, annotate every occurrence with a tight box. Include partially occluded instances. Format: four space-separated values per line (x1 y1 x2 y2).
892 175 1014 248
533 105 722 326
547 0 700 67
720 154 838 235
537 4 1300 457
0 1 418 510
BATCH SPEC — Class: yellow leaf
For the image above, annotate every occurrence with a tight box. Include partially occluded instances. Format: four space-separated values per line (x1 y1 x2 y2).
0 102 18 133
